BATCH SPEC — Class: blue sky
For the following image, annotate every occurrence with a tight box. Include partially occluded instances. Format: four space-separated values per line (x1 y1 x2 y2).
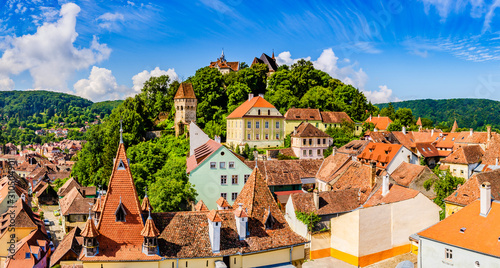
2 0 500 103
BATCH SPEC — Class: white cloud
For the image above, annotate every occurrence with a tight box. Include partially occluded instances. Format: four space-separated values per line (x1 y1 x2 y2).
74 66 129 102
362 85 400 104
0 77 14 90
97 12 125 30
131 67 178 93
275 51 311 66
0 3 111 91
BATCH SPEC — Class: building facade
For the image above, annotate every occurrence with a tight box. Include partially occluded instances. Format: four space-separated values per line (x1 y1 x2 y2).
226 94 284 148
291 122 333 159
174 83 197 137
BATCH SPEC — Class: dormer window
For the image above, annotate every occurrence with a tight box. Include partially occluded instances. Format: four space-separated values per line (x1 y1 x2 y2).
117 160 126 170
264 209 275 230
115 197 127 222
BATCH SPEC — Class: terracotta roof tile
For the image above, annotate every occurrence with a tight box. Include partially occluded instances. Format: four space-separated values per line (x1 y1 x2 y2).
444 169 500 206
0 198 42 235
209 59 239 72
415 142 440 158
174 83 196 99
194 200 209 211
418 200 500 257
141 216 160 237
291 122 329 138
330 162 375 193
59 187 94 216
207 209 223 222
320 111 353 124
186 139 222 173
284 108 322 121
226 96 279 119
364 184 419 207
442 145 484 165
50 227 82 267
80 218 99 238
366 116 392 130
141 195 153 212
357 142 403 169
316 153 352 183
390 162 426 187
291 189 366 216
482 133 500 165
245 159 322 186
337 140 369 156
216 197 230 208
57 177 81 196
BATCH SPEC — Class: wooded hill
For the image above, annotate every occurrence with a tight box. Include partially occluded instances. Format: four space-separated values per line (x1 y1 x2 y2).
376 98 500 131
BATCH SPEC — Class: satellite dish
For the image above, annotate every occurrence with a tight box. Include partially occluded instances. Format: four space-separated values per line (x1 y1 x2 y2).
396 260 414 268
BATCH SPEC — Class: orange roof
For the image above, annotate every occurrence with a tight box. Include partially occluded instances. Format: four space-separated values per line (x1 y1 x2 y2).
441 145 484 165
174 83 196 99
140 216 160 237
207 210 222 222
416 117 422 126
365 116 392 131
357 142 402 170
141 195 152 212
216 196 230 208
418 200 500 257
209 59 239 72
364 184 419 207
194 200 209 211
226 96 278 118
80 217 99 238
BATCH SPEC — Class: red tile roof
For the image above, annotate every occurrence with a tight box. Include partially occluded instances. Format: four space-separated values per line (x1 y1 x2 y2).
315 153 352 183
482 133 500 165
444 169 500 206
174 83 196 99
418 200 500 257
390 162 426 187
284 108 322 121
441 145 484 165
209 59 239 72
141 215 160 237
59 187 94 216
337 140 369 156
194 200 209 211
415 142 440 157
186 139 222 173
364 184 419 207
57 177 81 196
330 162 376 194
357 142 403 170
320 111 353 124
141 195 153 212
366 116 392 130
81 217 99 238
291 189 366 216
226 96 279 119
207 209 223 222
50 227 82 267
216 197 230 208
245 159 322 186
291 122 330 138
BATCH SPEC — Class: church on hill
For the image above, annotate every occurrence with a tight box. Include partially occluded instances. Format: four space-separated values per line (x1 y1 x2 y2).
209 50 239 74
51 122 308 268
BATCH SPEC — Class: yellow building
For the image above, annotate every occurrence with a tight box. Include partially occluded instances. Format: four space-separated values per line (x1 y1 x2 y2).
284 108 362 136
441 145 484 180
53 127 308 268
226 94 284 148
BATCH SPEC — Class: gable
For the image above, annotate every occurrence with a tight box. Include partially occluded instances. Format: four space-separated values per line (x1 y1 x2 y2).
190 146 251 175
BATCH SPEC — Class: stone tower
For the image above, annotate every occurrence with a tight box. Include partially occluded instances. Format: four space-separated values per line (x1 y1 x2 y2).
174 83 197 137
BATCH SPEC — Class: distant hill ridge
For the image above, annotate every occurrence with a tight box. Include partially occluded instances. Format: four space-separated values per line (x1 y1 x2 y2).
376 98 500 130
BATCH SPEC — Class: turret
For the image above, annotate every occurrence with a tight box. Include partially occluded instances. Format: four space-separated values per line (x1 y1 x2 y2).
141 209 160 256
234 203 248 240
81 209 100 257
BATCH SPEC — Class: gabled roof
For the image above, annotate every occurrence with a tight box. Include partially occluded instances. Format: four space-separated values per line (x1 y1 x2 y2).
194 200 208 211
216 197 230 208
366 116 392 130
320 111 353 124
226 96 279 119
315 153 352 184
454 131 489 146
390 162 426 187
416 117 422 126
50 227 82 267
444 169 500 206
174 83 196 99
0 198 42 235
364 184 420 207
418 200 500 257
186 139 222 174
415 142 440 157
441 145 484 165
207 209 223 222
5 229 49 268
291 122 329 138
251 53 278 72
357 142 404 169
391 131 415 149
245 159 322 186
330 162 375 193
291 189 367 216
209 59 239 72
483 133 500 165
451 120 459 132
57 177 81 196
59 187 94 216
337 140 369 156
284 108 322 121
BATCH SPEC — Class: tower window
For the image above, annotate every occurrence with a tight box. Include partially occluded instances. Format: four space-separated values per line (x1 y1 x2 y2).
117 160 126 170
115 198 127 222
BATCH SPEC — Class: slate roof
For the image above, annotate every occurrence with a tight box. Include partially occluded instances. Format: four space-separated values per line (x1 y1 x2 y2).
337 140 369 156
444 169 500 206
174 83 196 99
291 189 367 216
227 96 280 119
251 53 278 72
441 145 484 165
284 108 322 121
320 111 353 124
315 153 352 184
291 122 330 138
245 159 322 186
418 200 500 257
50 227 82 267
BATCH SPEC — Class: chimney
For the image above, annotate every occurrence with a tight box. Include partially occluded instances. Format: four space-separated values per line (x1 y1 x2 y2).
234 203 248 240
470 128 473 136
488 126 492 142
332 147 337 156
431 129 434 137
313 190 319 210
258 93 264 98
369 115 372 121
480 182 492 217
248 93 254 101
371 162 377 188
496 158 498 166
402 126 406 135
293 127 297 135
382 175 390 196
207 210 221 253
378 114 380 118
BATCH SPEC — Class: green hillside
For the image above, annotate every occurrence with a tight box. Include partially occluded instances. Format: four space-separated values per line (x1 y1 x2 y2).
376 98 500 130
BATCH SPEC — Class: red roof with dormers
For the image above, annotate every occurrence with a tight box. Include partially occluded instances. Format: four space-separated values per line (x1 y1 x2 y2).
226 96 280 119
357 142 403 170
80 143 160 261
365 116 392 131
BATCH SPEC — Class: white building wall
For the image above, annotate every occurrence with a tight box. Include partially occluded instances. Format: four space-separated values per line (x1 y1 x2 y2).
419 238 500 268
358 204 392 256
330 209 360 256
387 147 418 174
284 196 309 238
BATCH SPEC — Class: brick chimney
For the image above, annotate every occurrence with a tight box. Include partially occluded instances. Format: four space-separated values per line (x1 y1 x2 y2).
487 126 492 142
480 182 492 217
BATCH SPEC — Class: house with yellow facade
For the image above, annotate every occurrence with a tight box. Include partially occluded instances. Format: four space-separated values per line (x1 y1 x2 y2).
441 145 484 180
53 126 308 268
284 108 362 136
226 94 284 149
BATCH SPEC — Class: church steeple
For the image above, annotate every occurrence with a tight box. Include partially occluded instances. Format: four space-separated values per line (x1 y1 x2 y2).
220 48 226 62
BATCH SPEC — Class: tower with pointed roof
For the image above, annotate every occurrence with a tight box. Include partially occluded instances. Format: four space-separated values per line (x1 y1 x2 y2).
174 83 197 137
141 209 160 256
451 120 459 132
81 210 99 257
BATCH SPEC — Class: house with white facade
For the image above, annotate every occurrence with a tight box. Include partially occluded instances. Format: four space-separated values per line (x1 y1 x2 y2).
291 122 332 159
357 142 418 174
417 182 500 268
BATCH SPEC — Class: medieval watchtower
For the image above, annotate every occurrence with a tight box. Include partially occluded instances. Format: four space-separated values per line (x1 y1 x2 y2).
174 83 197 137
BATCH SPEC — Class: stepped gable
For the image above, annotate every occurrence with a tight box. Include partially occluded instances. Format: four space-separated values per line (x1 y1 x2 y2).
174 83 196 99
81 142 160 261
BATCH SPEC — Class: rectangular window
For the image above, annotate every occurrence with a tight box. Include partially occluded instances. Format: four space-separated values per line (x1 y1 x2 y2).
323 138 326 144
256 134 260 140
317 138 321 144
256 121 260 128
303 150 307 156
220 162 226 169
25 253 30 259
232 175 238 184
276 122 280 129
265 121 269 128
221 192 227 199
276 133 279 139
265 134 269 139
445 248 452 260
309 139 312 145
247 134 251 140
220 175 227 185
210 162 216 169
244 174 250 183
303 139 306 145
229 162 234 168
317 149 321 155
309 149 312 156
247 121 251 128
232 192 238 201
